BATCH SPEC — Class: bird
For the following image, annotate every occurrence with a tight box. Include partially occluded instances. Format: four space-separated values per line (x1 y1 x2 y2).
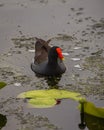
31 37 66 76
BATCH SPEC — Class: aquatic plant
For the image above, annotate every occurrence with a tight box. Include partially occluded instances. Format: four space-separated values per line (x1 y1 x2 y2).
0 82 7 89
18 89 82 108
18 89 104 118
0 114 7 129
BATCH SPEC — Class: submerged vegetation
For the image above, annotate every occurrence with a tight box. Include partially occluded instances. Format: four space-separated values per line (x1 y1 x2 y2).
91 18 104 30
83 55 104 71
53 34 76 41
11 36 35 50
81 52 104 99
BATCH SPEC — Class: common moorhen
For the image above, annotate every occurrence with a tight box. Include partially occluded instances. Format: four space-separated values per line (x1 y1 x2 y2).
31 38 66 76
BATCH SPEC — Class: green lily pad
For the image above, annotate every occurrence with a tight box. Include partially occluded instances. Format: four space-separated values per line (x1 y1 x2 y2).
18 89 83 108
18 89 81 99
0 114 7 129
79 101 104 118
28 98 56 108
0 82 7 89
18 89 104 119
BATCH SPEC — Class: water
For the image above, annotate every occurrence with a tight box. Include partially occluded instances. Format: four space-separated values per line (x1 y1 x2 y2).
0 0 104 130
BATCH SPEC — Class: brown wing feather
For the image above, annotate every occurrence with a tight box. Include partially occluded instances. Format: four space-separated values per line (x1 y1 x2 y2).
34 38 51 64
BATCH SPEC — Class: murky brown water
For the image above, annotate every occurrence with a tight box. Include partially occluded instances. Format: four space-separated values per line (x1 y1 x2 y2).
0 0 104 130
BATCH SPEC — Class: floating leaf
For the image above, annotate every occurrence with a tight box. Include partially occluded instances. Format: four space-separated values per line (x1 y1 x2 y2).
18 89 84 108
0 114 7 129
18 89 82 100
0 82 7 89
79 101 104 118
28 98 56 108
18 89 104 123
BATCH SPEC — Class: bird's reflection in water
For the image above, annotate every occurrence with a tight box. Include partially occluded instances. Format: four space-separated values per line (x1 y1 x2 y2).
0 114 7 129
35 73 61 89
45 75 61 88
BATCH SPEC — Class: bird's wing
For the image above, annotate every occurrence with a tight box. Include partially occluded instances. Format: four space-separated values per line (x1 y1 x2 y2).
34 38 51 64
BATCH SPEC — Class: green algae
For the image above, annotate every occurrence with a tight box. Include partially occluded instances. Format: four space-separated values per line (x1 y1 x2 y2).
13 75 31 85
80 53 104 99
